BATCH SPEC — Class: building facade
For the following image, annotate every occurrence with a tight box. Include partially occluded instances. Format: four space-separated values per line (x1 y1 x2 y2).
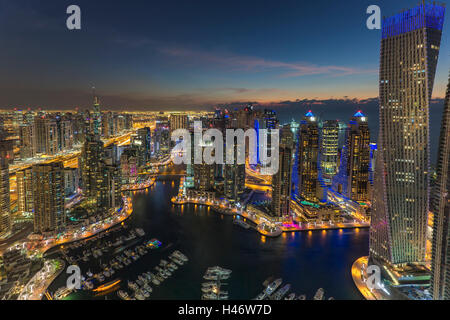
332 112 370 202
17 168 34 214
430 74 450 300
271 126 294 217
320 120 339 186
32 162 65 234
297 111 320 203
0 139 12 237
370 3 445 265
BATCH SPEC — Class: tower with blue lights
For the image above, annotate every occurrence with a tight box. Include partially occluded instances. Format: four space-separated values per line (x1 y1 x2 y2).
370 2 445 266
297 111 320 203
332 111 370 203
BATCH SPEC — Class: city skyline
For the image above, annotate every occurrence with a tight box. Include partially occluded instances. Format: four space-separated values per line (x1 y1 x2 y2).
0 0 449 305
0 0 449 110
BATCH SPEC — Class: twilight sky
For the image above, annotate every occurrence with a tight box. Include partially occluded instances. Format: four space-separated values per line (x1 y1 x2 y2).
0 0 448 110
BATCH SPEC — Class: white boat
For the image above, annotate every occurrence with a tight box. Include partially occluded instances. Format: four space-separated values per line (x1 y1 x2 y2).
117 290 130 300
272 284 291 300
136 228 146 237
266 278 282 296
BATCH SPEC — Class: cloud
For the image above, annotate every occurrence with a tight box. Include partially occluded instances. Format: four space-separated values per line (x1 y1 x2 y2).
158 46 376 78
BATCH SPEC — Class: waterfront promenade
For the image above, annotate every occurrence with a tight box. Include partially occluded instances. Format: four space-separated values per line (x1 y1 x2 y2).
172 195 368 238
351 256 387 300
18 259 65 300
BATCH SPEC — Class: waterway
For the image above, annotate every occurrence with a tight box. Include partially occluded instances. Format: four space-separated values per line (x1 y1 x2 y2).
49 176 369 300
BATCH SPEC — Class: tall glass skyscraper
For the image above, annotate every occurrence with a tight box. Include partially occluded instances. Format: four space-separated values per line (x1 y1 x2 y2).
320 120 339 186
271 126 294 217
430 73 450 300
370 3 445 265
0 138 12 238
297 111 320 203
332 112 370 203
32 162 66 234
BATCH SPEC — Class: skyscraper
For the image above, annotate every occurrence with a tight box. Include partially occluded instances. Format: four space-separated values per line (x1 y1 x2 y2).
370 3 445 265
332 112 370 202
120 147 139 185
430 73 450 300
92 93 102 138
32 162 65 234
19 124 36 159
134 127 152 165
271 126 294 217
297 111 320 203
169 113 189 134
0 138 12 238
17 168 34 214
224 138 245 203
193 141 215 193
34 116 59 156
81 134 105 203
320 120 339 185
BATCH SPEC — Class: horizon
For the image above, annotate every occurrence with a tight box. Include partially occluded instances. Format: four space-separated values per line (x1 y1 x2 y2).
0 0 448 110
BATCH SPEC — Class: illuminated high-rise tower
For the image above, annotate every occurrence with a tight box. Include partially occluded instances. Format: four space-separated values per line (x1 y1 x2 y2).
17 168 33 214
430 73 450 300
370 3 445 265
169 113 189 134
320 120 339 185
0 138 12 238
332 112 370 202
32 162 65 234
81 134 105 208
297 111 319 202
271 126 294 217
92 88 102 138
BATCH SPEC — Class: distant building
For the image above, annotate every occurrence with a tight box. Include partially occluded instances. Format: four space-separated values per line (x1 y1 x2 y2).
320 120 339 185
223 134 245 202
17 168 33 214
32 162 65 234
271 126 294 217
430 74 450 300
34 116 59 156
0 138 12 237
19 124 36 159
332 112 370 203
154 120 170 156
64 168 79 197
101 111 114 139
103 165 122 210
104 144 120 166
56 117 73 152
133 127 152 165
92 95 102 138
194 142 215 193
80 134 105 205
120 147 139 185
297 111 320 203
169 113 189 134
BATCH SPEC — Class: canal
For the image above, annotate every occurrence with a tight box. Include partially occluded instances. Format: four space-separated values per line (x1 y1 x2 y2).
49 177 369 300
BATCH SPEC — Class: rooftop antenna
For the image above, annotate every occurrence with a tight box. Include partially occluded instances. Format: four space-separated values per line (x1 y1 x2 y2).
92 86 99 105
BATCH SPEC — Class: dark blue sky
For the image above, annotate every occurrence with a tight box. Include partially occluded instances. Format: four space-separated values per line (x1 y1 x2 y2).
0 0 448 109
